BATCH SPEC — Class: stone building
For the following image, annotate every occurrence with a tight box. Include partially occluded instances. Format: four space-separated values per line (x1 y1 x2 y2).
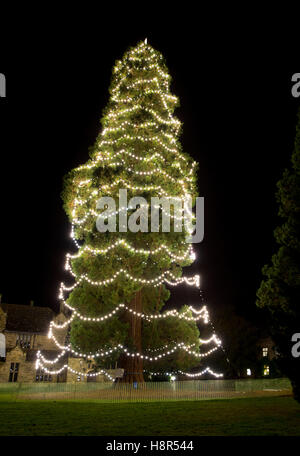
0 301 69 383
257 336 277 377
242 336 279 378
0 301 118 383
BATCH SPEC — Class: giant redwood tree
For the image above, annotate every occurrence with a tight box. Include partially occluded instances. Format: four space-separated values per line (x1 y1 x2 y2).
37 40 222 383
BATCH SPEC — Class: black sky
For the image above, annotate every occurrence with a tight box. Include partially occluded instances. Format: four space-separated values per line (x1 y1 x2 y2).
0 22 299 326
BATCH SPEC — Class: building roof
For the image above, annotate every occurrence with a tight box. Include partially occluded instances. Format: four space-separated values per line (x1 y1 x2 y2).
1 303 54 333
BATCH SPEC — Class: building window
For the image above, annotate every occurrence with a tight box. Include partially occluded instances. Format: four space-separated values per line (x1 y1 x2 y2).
263 365 270 376
16 333 32 349
262 347 268 357
9 363 19 382
0 333 6 359
247 368 251 376
35 368 52 382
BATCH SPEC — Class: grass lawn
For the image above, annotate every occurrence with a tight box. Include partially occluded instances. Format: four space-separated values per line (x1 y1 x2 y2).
0 396 299 436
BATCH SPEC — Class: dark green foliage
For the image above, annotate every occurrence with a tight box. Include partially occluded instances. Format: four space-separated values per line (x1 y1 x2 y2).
214 307 261 378
61 41 201 373
256 107 300 402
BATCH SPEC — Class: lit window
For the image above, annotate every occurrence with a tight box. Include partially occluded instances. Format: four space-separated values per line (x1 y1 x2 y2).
263 365 270 376
247 369 251 376
262 347 268 357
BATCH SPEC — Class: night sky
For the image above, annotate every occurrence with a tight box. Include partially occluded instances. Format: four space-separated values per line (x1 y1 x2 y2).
0 24 299 329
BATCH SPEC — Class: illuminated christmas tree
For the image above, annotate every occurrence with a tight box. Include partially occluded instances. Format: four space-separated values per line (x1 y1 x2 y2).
37 40 223 383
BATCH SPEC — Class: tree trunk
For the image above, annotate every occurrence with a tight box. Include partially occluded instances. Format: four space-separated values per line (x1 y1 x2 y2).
118 289 144 383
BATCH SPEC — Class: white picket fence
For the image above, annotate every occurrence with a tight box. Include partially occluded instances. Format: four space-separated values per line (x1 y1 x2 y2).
0 378 292 402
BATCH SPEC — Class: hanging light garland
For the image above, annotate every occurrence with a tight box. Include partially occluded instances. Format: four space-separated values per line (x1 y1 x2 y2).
146 367 223 378
65 239 195 263
43 336 221 362
59 270 200 294
50 301 210 329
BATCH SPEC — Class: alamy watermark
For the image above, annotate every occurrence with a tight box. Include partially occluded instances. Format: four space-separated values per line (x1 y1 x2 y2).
95 190 204 243
291 73 300 98
0 73 6 97
291 333 300 358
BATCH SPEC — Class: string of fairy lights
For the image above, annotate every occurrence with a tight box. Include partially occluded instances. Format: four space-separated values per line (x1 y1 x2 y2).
145 367 223 379
39 338 221 363
65 239 195 263
49 302 210 328
37 39 223 381
59 270 200 295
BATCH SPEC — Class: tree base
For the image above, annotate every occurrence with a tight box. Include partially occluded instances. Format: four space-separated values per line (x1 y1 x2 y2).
117 354 144 383
117 290 144 383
